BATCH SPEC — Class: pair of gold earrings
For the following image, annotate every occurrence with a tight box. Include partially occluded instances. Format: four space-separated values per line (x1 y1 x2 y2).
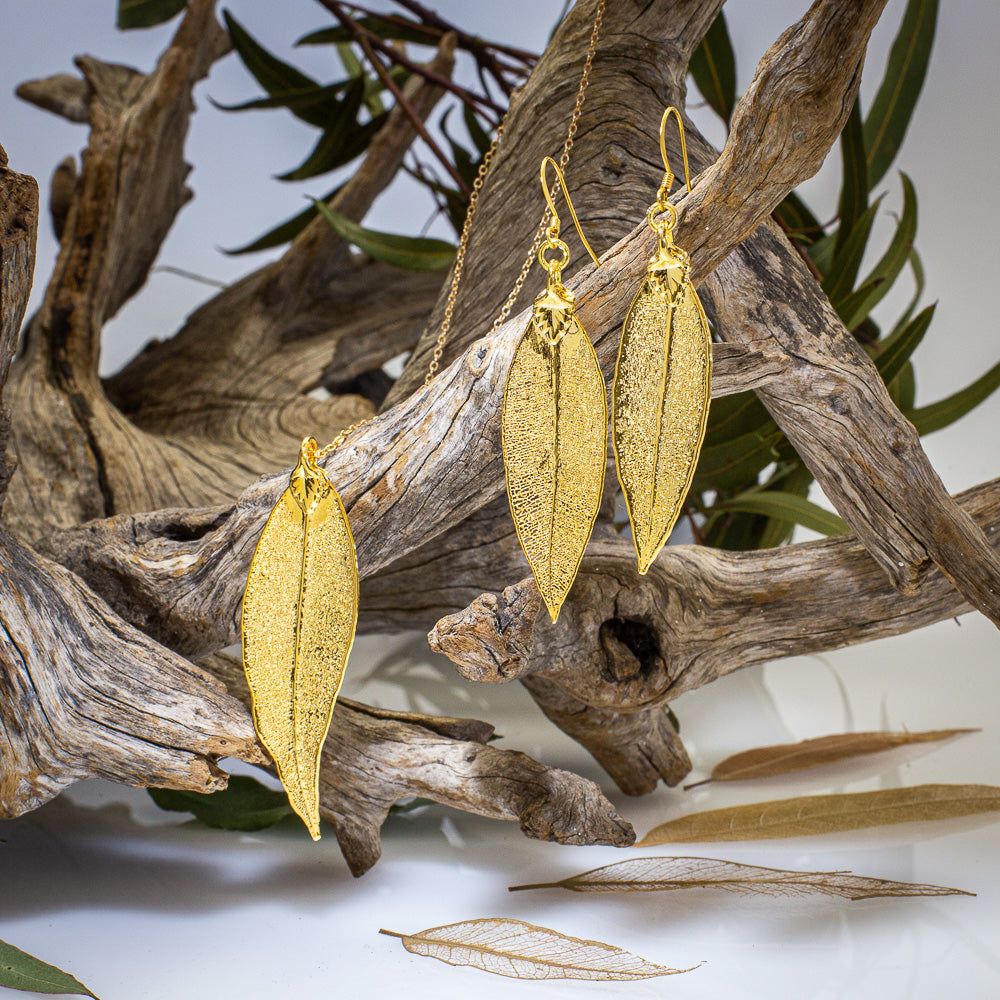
502 108 712 623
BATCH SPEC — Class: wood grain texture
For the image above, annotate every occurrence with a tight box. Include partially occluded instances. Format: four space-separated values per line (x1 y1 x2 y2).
430 477 1000 794
4 0 996 836
203 652 634 876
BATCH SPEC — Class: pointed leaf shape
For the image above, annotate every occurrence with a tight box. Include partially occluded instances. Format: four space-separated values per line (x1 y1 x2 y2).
836 173 918 330
833 99 868 260
823 196 882 306
117 0 185 30
223 12 332 128
0 939 98 997
613 258 712 572
510 855 972 900
688 12 737 124
241 440 359 840
907 357 1000 435
639 784 1000 845
224 183 344 255
709 491 847 537
864 0 938 188
314 201 455 270
297 16 439 48
148 775 295 831
696 727 977 785
502 296 607 621
874 304 934 387
380 919 695 981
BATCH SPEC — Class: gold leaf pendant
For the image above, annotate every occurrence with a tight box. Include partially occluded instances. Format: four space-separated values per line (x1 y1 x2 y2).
612 236 711 573
241 437 359 839
502 281 607 622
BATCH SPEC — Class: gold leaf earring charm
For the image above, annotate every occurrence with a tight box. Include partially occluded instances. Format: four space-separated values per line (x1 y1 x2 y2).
612 107 711 574
502 157 605 622
241 436 359 840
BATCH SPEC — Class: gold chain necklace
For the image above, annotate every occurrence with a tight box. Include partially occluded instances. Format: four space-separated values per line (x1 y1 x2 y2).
241 0 605 840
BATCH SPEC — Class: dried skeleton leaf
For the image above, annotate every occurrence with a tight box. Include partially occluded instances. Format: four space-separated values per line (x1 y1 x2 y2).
241 439 359 840
509 855 972 900
502 300 606 622
639 783 1000 845
380 918 697 980
686 728 978 788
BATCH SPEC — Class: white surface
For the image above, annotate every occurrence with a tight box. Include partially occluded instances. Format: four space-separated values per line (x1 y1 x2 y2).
2 0 1000 998
2 626 999 999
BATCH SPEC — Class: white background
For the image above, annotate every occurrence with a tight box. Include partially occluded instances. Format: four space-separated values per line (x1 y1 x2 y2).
1 1 999 998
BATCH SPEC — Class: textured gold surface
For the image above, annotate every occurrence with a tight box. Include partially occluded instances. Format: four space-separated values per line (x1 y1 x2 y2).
502 292 607 622
241 438 358 840
613 249 711 574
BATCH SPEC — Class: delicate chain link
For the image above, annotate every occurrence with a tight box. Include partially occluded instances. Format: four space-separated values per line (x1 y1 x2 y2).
319 0 605 459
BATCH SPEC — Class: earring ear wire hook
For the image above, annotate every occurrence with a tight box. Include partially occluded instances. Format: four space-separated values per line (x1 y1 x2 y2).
540 155 600 267
658 107 692 196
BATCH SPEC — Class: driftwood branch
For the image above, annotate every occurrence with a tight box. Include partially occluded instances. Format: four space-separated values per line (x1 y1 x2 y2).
47 0 956 660
201 653 633 875
430 477 1000 794
1 146 264 817
3 0 997 850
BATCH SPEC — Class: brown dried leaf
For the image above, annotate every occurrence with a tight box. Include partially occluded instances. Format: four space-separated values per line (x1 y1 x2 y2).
379 919 697 981
686 728 978 788
509 855 973 900
639 783 1000 845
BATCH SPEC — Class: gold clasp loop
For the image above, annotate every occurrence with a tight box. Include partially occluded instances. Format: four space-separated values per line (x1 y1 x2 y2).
538 238 570 272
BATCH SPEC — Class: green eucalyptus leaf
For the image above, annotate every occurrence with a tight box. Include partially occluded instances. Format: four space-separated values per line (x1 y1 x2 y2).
889 360 917 412
711 491 848 537
689 13 737 124
117 0 185 30
223 182 344 254
822 197 882 305
757 463 816 549
277 81 385 181
836 173 918 329
297 16 438 48
0 939 98 998
693 427 783 492
705 391 774 441
314 201 456 270
224 11 337 129
147 775 294 831
703 509 770 551
874 304 934 387
834 99 868 258
211 79 352 117
864 0 938 188
886 247 926 338
907 358 1000 435
808 231 837 275
773 191 824 241
463 104 494 157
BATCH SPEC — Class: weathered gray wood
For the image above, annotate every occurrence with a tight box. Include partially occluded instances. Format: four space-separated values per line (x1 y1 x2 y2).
4 0 997 845
0 142 36 502
385 0 727 407
429 477 1000 794
43 0 911 657
202 653 634 876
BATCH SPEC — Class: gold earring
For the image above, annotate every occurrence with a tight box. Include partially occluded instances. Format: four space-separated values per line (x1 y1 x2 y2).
612 107 712 574
502 156 604 623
